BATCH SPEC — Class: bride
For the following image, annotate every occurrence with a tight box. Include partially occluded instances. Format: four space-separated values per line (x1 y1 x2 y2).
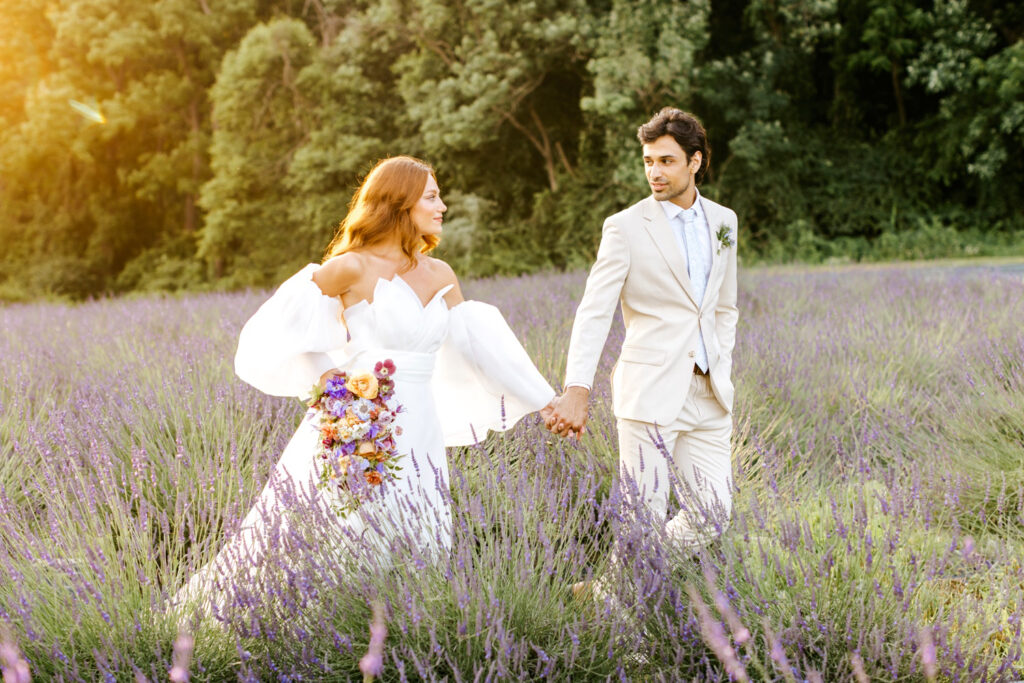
176 156 555 616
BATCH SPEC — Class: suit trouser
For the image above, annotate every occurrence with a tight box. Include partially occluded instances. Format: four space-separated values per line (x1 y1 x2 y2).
617 373 733 549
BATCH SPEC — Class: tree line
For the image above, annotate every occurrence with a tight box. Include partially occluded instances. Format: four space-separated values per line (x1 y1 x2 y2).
1 0 1021 299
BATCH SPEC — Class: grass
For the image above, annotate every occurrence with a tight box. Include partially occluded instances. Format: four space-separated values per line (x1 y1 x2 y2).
1 261 1023 680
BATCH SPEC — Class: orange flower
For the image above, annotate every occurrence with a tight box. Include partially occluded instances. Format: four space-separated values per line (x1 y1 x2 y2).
356 440 377 456
364 470 383 486
346 372 380 399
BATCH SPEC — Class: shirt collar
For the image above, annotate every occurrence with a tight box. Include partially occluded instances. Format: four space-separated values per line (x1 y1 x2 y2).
658 187 704 222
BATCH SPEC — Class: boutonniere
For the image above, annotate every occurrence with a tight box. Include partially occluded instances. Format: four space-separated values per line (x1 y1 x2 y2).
715 223 734 255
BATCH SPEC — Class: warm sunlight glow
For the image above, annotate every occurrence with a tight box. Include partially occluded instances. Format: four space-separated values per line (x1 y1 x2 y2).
68 98 105 124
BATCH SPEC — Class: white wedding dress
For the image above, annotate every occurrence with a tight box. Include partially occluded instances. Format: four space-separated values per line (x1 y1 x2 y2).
176 264 554 614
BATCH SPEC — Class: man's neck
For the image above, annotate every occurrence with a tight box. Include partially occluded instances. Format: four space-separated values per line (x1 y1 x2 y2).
669 185 698 210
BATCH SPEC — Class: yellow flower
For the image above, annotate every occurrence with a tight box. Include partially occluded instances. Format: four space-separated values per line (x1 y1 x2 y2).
346 372 380 399
357 440 377 456
329 455 350 479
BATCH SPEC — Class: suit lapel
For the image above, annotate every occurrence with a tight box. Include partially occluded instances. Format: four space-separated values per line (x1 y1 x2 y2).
700 196 722 287
641 196 699 307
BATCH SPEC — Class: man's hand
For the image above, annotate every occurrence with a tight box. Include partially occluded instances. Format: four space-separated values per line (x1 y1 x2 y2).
545 386 590 439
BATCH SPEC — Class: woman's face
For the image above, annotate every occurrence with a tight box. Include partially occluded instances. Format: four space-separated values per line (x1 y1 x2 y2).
410 174 446 237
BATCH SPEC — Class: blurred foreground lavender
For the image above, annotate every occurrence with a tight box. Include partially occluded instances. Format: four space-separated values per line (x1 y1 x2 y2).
1 263 1022 680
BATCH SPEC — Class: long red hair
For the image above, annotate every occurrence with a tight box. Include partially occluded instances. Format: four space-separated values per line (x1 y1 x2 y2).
323 156 440 269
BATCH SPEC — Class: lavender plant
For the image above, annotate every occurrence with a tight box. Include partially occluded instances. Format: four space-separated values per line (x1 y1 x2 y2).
1 264 1022 680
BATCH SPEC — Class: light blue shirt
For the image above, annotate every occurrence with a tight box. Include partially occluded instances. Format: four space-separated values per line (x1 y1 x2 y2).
659 189 711 372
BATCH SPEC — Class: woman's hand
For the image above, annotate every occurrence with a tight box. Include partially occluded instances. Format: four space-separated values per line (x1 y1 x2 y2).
545 386 590 440
319 368 341 388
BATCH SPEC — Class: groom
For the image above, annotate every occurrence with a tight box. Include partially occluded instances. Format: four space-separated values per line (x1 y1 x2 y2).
546 107 738 553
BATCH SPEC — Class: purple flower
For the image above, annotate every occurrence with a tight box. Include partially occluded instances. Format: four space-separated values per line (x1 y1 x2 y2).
326 374 348 397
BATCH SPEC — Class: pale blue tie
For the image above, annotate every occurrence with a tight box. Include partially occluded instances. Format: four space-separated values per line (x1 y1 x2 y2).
680 207 710 373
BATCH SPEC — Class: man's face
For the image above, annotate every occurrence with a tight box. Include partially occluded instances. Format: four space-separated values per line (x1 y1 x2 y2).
642 135 701 205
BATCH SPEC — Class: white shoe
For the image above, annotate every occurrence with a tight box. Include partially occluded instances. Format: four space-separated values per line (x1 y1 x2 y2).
572 574 622 612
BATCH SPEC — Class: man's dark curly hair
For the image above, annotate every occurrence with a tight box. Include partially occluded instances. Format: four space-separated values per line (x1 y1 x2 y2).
637 108 711 184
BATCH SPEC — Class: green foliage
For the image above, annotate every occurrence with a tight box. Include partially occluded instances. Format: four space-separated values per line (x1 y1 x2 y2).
850 0 928 126
197 18 320 285
0 0 260 299
0 0 1022 297
907 3 1024 212
582 0 709 183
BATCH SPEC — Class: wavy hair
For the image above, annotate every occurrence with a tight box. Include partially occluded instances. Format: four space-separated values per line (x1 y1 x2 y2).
637 108 711 184
323 156 440 268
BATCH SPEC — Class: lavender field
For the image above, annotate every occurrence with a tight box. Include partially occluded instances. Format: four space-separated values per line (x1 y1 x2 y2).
2 263 1023 681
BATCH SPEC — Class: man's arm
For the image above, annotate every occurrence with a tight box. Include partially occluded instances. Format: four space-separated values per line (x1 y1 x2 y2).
714 212 739 374
548 220 630 437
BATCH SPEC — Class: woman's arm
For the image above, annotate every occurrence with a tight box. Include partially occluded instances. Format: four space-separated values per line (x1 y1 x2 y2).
311 253 362 386
313 251 362 298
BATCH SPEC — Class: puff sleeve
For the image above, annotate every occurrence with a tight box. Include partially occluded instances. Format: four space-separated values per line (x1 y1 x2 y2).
433 301 555 447
234 264 348 398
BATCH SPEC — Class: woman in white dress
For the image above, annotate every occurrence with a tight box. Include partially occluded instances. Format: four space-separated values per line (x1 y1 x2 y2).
176 156 555 617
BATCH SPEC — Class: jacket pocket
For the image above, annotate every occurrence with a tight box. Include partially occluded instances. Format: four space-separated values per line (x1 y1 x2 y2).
618 345 666 366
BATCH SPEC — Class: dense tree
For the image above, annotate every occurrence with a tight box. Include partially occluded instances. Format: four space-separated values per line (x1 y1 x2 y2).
197 9 409 284
852 0 928 127
907 0 1024 213
0 0 259 298
0 0 1021 299
382 0 588 194
582 0 710 188
197 18 320 284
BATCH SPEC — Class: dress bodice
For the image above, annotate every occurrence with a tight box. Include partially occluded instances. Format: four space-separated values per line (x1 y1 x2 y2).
342 275 454 354
234 263 555 446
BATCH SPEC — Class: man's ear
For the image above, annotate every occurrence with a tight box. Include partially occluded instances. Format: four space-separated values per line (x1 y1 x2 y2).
690 151 703 172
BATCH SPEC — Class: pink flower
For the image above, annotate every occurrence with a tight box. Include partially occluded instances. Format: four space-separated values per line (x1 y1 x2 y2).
374 358 396 380
0 626 30 683
168 631 194 683
917 627 937 681
359 604 387 678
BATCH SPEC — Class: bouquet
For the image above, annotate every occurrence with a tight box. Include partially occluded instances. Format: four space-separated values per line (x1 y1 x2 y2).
307 359 404 514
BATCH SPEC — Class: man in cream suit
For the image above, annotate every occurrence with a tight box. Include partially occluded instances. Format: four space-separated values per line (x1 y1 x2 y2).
546 107 738 553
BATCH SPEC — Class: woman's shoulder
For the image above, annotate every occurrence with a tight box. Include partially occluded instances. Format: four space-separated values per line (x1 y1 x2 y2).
421 256 464 307
422 256 458 285
314 252 363 296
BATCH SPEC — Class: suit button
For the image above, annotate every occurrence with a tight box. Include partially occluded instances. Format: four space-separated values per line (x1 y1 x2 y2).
688 351 696 358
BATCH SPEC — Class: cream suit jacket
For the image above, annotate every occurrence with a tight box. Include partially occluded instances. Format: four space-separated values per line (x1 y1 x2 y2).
564 194 739 426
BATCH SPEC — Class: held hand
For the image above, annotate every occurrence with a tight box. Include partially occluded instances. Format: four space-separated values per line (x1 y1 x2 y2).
539 400 555 425
545 386 590 440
